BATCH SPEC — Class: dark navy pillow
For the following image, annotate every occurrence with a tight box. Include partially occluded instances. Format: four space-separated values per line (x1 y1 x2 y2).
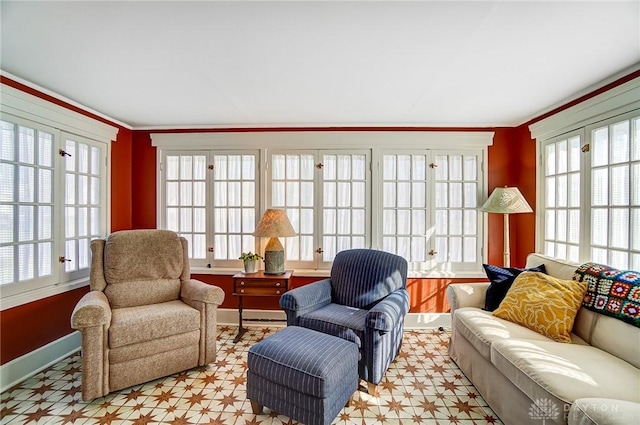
482 263 547 311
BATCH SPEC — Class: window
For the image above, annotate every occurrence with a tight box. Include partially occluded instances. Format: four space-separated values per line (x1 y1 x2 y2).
212 153 259 266
63 135 106 280
1 83 116 307
541 133 582 262
532 77 640 269
153 132 491 276
0 118 109 299
587 115 640 269
0 119 56 290
432 152 481 272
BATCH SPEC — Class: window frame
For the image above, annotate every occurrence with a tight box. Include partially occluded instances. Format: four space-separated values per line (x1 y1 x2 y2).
584 111 640 269
0 83 117 310
152 131 493 277
532 77 640 266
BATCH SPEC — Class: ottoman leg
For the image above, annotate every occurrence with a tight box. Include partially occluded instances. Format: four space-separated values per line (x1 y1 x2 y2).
250 400 263 414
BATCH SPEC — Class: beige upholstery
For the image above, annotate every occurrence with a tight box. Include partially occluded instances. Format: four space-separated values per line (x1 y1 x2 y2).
71 229 225 401
447 253 640 425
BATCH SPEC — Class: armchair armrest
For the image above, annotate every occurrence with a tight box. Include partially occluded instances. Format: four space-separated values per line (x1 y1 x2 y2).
366 289 409 332
279 278 332 325
446 282 489 316
71 291 111 329
181 279 225 305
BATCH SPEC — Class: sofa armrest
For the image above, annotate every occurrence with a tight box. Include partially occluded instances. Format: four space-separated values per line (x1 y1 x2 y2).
446 282 489 316
366 289 409 332
279 278 332 325
181 279 225 305
71 291 111 329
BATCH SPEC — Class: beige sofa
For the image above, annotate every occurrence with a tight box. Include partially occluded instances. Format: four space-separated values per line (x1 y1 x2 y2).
447 253 640 425
71 230 225 401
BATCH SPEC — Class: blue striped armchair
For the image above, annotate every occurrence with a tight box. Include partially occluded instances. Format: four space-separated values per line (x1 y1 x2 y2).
279 249 409 395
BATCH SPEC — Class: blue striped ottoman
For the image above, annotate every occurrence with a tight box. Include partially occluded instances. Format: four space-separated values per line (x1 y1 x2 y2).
247 326 359 425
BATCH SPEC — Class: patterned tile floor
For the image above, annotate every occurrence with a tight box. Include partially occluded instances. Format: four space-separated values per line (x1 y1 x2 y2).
1 326 503 425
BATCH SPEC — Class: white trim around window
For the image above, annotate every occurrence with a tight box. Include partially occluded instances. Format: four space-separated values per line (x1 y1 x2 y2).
0 83 117 310
152 131 494 278
532 76 640 267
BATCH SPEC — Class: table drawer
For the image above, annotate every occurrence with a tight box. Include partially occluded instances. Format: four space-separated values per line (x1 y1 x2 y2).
236 279 285 289
235 286 285 296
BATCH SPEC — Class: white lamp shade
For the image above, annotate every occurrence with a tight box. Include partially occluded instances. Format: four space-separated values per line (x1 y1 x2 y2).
480 187 532 214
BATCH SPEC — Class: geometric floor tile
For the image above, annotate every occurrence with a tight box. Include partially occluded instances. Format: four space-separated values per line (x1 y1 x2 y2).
0 326 503 424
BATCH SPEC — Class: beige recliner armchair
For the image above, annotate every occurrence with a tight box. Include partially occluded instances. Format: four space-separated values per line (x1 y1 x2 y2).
71 229 225 401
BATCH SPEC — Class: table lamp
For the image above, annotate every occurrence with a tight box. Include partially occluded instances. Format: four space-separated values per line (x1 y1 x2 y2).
253 209 296 274
480 186 533 267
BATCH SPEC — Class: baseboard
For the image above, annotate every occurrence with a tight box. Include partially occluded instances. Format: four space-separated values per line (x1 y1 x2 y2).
1 310 450 392
0 331 81 393
217 308 451 330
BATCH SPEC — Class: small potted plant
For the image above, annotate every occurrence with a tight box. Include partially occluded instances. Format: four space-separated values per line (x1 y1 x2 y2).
239 251 262 274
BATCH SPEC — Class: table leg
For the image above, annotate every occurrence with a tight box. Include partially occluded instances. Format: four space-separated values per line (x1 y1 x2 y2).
233 296 245 343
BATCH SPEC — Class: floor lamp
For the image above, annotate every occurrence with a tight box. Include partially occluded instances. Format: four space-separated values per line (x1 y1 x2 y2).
480 186 533 267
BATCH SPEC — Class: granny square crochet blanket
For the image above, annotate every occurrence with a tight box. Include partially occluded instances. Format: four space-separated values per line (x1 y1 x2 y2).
573 262 640 328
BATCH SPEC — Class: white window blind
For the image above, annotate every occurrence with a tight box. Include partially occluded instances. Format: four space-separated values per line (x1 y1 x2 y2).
0 119 55 288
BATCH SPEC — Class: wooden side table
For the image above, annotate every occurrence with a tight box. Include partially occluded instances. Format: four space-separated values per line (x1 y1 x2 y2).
232 270 292 343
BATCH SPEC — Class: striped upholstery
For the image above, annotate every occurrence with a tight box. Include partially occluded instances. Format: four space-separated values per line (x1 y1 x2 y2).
247 326 358 425
331 249 407 308
280 249 409 386
298 303 367 346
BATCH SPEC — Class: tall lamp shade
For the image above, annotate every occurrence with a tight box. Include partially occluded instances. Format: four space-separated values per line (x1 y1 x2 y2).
253 209 296 275
480 187 533 267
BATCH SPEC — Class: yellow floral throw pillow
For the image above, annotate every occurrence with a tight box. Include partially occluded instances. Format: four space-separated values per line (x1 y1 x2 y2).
493 271 587 343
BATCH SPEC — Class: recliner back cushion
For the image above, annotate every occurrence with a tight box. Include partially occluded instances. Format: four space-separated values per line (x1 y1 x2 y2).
331 249 408 309
104 230 183 308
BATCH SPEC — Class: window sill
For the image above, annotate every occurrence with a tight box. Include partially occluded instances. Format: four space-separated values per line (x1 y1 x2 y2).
0 278 89 311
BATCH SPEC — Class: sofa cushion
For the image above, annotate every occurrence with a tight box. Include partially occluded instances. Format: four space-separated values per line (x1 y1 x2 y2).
298 303 366 348
590 314 640 369
482 263 547 311
525 252 580 281
491 339 640 407
109 300 200 348
493 272 587 343
453 308 584 361
574 262 640 328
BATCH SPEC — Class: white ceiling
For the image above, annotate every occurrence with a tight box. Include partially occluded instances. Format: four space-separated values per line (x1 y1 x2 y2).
1 1 639 129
